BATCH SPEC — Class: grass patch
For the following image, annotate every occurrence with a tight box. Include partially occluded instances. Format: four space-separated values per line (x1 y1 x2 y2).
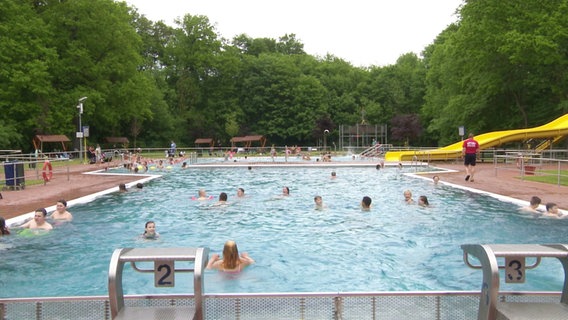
520 170 568 186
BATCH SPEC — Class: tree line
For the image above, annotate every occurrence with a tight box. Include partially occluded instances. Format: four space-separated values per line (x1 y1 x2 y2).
1 0 567 152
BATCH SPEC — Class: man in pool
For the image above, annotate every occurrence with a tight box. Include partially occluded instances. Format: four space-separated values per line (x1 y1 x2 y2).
361 196 372 210
50 199 73 221
403 190 414 204
21 208 53 230
543 203 564 218
215 192 229 205
237 188 245 198
520 196 542 213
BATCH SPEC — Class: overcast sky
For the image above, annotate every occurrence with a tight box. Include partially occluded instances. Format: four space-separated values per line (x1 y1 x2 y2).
124 0 463 67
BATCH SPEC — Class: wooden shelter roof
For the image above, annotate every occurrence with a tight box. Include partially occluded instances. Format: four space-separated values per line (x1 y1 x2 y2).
230 135 266 148
104 137 129 144
33 135 71 151
194 138 214 145
34 135 71 143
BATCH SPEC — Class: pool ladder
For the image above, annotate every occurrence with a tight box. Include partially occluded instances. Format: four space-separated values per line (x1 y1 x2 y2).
462 243 568 320
108 247 209 320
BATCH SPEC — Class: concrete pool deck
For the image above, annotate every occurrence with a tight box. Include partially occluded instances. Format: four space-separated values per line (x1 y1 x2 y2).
1 160 567 220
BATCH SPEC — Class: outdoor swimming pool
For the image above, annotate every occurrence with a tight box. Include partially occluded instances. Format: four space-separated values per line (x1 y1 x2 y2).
1 164 567 298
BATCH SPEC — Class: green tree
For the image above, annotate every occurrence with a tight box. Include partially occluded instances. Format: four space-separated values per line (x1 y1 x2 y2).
423 0 568 145
40 0 152 144
0 0 56 149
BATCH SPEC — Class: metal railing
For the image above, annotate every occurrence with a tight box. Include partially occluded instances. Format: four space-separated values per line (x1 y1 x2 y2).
0 159 72 190
493 153 568 185
0 291 562 320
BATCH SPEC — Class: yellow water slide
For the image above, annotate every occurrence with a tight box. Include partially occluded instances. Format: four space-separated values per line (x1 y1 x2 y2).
384 114 568 162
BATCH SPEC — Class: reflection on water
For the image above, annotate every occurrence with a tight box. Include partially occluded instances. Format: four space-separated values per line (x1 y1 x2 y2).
2 165 567 298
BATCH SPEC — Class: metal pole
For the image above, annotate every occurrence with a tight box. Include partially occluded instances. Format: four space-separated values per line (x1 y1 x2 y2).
77 97 87 163
78 105 82 163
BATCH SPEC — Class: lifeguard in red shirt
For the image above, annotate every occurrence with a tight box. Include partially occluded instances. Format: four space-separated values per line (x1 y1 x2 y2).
462 133 480 182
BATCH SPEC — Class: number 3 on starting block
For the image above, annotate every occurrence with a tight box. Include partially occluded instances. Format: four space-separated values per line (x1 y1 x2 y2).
154 261 175 287
505 257 525 283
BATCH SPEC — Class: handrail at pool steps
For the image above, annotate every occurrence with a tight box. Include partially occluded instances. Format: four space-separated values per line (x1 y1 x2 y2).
108 247 209 320
461 243 568 320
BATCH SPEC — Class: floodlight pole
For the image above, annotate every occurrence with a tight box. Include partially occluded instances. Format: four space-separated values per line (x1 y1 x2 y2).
323 129 329 152
77 97 87 163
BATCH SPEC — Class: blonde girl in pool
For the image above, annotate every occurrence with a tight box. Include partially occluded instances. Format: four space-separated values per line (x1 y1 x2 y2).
206 240 255 273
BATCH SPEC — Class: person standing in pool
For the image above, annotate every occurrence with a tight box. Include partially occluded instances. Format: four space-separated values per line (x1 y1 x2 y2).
462 133 480 182
50 199 73 221
206 240 255 272
141 221 159 239
21 208 53 230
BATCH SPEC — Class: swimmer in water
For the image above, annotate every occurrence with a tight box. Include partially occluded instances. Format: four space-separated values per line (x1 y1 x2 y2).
214 192 229 206
519 196 542 213
206 240 255 272
432 175 440 185
50 199 73 221
141 221 159 239
0 217 10 235
314 195 324 209
196 189 211 200
418 195 430 207
20 208 53 230
361 196 372 211
403 190 414 204
543 203 564 219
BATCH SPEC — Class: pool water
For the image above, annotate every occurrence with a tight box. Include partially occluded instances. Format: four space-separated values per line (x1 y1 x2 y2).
1 165 567 298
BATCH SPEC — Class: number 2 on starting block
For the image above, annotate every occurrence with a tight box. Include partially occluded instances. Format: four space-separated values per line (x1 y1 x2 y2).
154 261 175 287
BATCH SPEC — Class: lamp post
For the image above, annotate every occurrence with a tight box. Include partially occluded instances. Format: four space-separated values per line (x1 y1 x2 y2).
77 97 87 162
